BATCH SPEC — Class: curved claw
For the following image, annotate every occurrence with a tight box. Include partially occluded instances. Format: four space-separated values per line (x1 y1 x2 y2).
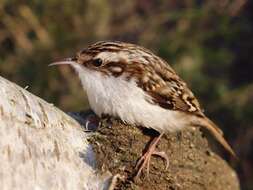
152 151 170 170
135 150 169 179
134 133 169 180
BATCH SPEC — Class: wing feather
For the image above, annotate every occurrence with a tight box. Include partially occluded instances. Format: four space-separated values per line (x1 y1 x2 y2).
137 59 204 117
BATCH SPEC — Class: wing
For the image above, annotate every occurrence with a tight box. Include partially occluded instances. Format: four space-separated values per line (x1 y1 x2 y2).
134 55 229 152
137 59 204 117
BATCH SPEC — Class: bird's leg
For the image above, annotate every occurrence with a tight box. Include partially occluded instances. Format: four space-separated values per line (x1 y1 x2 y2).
134 133 169 179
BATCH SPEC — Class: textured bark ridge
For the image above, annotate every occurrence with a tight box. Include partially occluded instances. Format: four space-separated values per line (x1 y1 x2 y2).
89 119 240 190
0 76 110 190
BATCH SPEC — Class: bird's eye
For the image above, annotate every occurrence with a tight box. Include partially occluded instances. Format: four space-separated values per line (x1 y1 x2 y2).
92 58 103 67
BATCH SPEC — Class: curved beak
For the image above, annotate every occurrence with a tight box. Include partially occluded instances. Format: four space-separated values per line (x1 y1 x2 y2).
49 57 77 67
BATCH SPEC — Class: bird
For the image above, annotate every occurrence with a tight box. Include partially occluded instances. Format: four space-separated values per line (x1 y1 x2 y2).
50 41 235 178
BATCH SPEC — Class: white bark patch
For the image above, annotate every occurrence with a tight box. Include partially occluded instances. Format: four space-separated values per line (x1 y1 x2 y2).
0 76 110 190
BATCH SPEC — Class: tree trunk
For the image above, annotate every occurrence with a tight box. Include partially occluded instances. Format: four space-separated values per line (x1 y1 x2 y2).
0 76 240 190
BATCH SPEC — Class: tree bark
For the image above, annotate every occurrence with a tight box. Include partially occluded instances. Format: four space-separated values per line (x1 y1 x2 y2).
0 76 110 190
90 119 240 190
0 76 240 190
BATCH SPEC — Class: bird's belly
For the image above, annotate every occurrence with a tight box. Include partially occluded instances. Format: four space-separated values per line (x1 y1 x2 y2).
85 77 187 133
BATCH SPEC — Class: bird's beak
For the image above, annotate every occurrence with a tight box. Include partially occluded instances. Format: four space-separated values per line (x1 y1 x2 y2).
49 57 77 67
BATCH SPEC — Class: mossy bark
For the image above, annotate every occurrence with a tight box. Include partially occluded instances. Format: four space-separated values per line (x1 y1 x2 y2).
89 119 240 190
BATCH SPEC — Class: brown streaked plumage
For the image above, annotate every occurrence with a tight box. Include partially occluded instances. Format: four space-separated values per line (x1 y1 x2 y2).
78 41 204 114
51 41 236 179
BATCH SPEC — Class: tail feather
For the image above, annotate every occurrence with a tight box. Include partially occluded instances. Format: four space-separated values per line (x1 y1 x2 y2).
198 117 236 158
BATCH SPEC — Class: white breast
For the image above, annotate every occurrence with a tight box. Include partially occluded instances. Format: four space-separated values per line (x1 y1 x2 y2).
73 64 188 133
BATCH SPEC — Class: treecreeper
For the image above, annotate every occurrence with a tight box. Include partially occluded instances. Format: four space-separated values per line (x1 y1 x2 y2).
50 41 236 187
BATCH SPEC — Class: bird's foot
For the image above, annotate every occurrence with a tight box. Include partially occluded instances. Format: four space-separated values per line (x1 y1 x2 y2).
68 110 100 131
134 133 169 180
83 114 100 131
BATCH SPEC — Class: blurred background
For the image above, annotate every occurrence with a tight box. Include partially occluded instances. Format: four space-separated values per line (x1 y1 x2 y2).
0 0 252 189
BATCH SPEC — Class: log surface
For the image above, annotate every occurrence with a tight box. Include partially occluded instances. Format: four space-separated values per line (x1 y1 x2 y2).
0 76 240 190
0 76 109 190
90 118 240 190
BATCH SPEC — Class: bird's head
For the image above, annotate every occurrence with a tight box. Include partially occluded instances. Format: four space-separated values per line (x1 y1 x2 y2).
50 41 163 80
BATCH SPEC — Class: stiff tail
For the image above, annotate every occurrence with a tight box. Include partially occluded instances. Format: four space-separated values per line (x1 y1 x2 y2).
198 117 236 158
